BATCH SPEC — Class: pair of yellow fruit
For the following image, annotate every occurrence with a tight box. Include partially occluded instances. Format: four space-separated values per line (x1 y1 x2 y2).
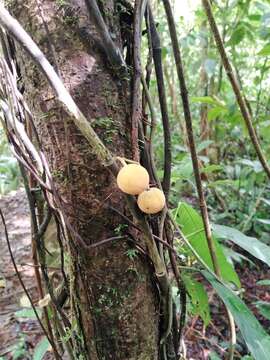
116 164 166 214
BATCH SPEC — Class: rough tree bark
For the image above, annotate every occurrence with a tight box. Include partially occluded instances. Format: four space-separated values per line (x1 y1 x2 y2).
8 0 160 359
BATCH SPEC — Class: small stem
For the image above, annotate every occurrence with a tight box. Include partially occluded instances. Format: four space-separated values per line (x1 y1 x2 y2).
148 5 172 199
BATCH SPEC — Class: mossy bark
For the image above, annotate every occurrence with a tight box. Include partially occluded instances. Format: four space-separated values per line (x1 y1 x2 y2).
8 1 159 359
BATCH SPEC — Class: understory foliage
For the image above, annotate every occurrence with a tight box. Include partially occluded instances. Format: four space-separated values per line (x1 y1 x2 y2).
1 0 270 359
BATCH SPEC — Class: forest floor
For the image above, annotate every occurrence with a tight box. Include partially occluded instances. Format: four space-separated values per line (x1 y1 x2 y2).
0 189 270 359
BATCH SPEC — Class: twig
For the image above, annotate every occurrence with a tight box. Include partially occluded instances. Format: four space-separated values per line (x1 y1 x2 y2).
161 1 236 358
202 0 270 180
142 7 153 119
148 5 172 199
141 75 160 187
0 209 62 359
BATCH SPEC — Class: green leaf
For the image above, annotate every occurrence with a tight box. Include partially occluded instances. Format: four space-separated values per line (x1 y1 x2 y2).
33 337 50 360
208 106 227 121
228 25 246 45
201 164 223 174
15 308 41 319
258 44 270 56
202 271 270 360
257 218 270 225
213 224 270 267
190 96 223 106
257 279 270 286
197 140 213 152
174 202 240 287
182 273 210 326
254 301 270 320
261 198 270 207
208 179 237 188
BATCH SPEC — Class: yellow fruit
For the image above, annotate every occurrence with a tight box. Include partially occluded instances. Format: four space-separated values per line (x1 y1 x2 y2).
117 164 149 195
137 187 166 214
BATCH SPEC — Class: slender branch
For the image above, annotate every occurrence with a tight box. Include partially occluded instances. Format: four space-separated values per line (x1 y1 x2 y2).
202 0 270 180
161 1 236 358
142 7 153 119
148 6 172 199
141 75 160 187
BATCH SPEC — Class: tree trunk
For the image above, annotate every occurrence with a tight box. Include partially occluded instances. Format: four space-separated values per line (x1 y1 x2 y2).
8 1 159 358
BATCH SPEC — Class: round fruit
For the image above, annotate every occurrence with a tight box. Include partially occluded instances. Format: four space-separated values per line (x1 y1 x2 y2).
116 164 149 195
137 187 166 214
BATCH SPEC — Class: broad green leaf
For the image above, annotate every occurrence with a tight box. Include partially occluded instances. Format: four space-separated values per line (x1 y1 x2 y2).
33 337 50 360
223 246 254 265
258 44 270 56
174 202 240 287
254 301 270 320
213 224 270 267
183 273 210 326
202 271 270 360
